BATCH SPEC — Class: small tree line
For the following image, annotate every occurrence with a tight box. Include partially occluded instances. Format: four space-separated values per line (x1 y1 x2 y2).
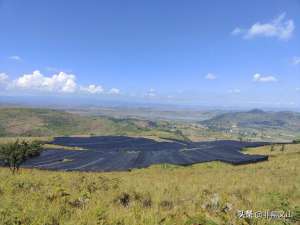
0 140 43 174
270 143 286 152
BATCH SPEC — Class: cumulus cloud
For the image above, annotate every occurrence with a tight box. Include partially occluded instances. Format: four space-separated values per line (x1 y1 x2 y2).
81 84 104 94
292 57 300 65
205 73 217 80
232 13 295 40
2 70 121 96
253 73 277 82
12 70 77 93
108 88 120 95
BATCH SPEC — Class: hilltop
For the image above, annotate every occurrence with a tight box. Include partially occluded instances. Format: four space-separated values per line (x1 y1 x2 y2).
201 109 300 130
200 109 300 141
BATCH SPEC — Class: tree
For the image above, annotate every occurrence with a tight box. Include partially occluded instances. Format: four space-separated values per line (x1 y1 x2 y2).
238 132 244 142
270 144 275 152
0 140 43 174
293 139 300 144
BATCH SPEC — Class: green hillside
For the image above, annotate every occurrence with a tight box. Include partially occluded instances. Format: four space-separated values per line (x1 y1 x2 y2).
0 108 188 141
201 109 300 141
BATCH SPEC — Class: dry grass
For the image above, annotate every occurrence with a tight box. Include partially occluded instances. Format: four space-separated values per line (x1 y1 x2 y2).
0 144 299 225
0 137 53 144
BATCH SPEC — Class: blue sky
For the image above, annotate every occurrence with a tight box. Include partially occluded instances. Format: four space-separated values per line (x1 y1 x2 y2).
0 0 299 108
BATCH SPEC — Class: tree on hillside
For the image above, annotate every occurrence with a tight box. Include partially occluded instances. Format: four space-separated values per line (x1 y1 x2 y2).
0 140 43 174
280 144 286 152
270 144 275 152
238 132 245 142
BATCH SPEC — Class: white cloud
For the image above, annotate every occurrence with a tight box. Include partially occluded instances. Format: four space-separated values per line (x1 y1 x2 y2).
233 13 295 40
228 89 241 94
231 27 242 35
292 57 300 65
3 70 122 96
13 70 77 93
296 88 300 91
0 73 9 85
61 78 77 93
146 88 156 97
81 84 104 94
253 73 277 82
108 88 120 95
289 102 296 106
205 73 217 80
147 93 156 97
8 56 22 61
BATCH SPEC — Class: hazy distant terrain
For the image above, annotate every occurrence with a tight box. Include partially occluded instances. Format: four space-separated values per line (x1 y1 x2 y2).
0 108 188 141
68 107 221 121
1 107 300 142
201 109 300 142
202 109 300 130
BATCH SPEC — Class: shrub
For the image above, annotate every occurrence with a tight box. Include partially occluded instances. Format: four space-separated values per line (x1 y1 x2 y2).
114 192 131 207
0 140 43 174
159 200 174 210
292 139 300 144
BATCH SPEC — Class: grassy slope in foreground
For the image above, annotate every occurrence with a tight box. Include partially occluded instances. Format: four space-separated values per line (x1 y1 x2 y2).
0 144 299 225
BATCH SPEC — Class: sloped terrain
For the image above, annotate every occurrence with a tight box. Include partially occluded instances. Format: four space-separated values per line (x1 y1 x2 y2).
0 108 187 141
201 109 300 131
21 136 268 171
1 142 299 225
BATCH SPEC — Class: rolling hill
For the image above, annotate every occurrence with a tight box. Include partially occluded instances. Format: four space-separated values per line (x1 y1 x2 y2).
201 109 300 141
202 109 300 131
0 108 188 141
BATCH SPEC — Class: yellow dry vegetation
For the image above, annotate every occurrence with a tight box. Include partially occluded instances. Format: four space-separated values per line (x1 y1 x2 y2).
0 144 299 225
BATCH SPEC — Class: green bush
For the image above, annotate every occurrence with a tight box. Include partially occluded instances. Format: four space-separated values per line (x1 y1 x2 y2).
292 139 300 144
0 140 43 174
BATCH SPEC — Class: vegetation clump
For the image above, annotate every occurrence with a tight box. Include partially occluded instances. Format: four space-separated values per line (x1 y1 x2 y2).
293 139 300 144
0 140 42 174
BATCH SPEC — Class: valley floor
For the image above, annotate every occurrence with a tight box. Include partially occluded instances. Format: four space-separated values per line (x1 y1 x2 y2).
0 144 299 225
